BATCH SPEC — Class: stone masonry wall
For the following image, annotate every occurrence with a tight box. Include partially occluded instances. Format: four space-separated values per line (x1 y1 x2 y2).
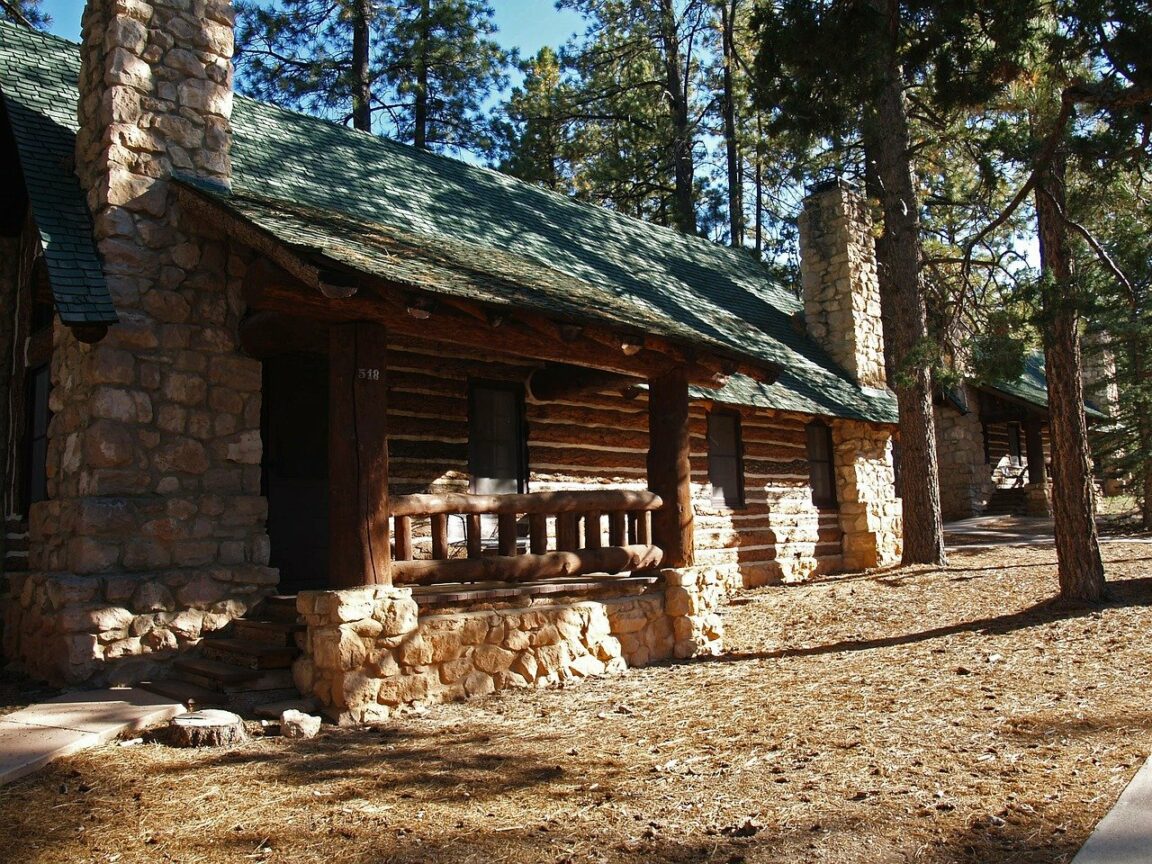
2 0 273 684
832 420 902 569
798 182 888 391
935 385 992 520
296 575 728 725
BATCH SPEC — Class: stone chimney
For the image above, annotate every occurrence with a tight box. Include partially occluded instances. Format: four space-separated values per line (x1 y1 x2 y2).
797 180 888 391
76 0 234 215
7 1 274 685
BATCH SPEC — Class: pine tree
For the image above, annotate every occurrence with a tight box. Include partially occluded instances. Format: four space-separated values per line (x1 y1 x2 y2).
378 0 510 150
553 0 716 232
495 48 575 192
235 0 510 150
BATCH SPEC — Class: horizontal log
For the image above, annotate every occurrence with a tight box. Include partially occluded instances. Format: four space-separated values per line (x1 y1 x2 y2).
391 544 664 585
528 448 647 472
528 365 642 402
530 426 651 452
527 403 648 432
390 488 663 517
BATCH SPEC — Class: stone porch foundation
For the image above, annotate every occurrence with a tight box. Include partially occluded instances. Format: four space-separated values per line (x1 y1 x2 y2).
295 569 731 725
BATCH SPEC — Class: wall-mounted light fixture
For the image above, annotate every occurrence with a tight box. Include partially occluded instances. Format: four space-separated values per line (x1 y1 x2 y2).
317 268 358 298
406 296 434 319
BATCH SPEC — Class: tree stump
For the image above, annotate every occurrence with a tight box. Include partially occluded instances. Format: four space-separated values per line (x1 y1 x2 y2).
165 709 248 748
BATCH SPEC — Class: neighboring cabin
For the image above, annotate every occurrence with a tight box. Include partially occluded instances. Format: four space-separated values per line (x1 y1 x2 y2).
0 8 901 719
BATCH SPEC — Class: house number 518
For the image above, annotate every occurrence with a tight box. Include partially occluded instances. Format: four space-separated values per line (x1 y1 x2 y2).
357 368 381 380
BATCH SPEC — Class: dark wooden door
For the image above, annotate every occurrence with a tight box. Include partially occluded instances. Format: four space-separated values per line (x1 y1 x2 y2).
262 353 329 592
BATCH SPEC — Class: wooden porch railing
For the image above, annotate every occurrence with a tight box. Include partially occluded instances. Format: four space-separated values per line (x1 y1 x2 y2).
389 489 664 585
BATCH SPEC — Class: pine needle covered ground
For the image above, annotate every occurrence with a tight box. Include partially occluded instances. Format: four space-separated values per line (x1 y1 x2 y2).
2 539 1150 864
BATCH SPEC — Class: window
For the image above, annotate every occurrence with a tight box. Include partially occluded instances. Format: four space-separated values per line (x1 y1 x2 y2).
468 382 527 495
22 363 50 510
806 421 837 508
708 411 744 507
1007 423 1022 466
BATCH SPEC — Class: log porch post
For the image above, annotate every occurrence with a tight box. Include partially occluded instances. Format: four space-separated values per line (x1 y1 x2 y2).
329 322 391 587
1024 418 1047 485
647 366 694 568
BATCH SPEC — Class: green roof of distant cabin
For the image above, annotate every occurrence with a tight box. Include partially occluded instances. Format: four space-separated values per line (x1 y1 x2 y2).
0 20 897 423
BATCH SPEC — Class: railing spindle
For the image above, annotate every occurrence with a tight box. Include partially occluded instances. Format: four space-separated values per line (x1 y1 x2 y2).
394 515 412 561
498 513 518 556
557 511 579 551
529 512 548 555
635 510 651 545
608 511 626 546
431 513 448 560
584 510 602 550
467 514 482 558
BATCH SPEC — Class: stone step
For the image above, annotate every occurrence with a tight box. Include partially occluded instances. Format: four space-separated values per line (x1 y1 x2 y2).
200 638 298 670
140 677 226 709
253 697 320 719
174 655 262 687
253 595 301 624
228 687 305 717
174 658 296 693
231 618 302 647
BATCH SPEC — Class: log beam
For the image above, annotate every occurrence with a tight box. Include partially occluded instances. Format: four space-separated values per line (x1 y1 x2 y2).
329 322 391 587
392 544 664 585
389 488 662 517
648 366 694 568
527 364 642 402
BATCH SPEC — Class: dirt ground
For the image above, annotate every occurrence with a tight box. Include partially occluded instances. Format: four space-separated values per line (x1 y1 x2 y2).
2 539 1151 864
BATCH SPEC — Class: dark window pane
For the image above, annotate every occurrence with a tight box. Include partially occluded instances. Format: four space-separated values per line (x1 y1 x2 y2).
806 422 837 508
708 412 743 507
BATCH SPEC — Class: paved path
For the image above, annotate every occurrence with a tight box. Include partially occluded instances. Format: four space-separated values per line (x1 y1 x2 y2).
0 687 183 785
1071 756 1152 864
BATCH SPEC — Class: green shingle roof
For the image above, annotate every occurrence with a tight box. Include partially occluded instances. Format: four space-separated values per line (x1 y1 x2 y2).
0 21 115 325
0 21 895 423
982 351 1108 421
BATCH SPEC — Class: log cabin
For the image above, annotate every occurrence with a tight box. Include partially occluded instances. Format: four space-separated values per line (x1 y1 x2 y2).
0 10 902 721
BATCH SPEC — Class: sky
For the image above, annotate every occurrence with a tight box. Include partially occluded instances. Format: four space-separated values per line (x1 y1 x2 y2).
37 0 586 57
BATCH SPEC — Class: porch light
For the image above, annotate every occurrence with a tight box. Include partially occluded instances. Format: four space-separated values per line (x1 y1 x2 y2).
406 296 434 319
317 268 358 298
620 336 645 356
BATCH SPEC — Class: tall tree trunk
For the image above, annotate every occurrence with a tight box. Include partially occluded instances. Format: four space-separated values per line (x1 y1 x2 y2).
1035 151 1106 602
351 0 372 132
754 113 762 255
413 0 430 148
660 0 697 234
863 0 946 566
719 0 744 247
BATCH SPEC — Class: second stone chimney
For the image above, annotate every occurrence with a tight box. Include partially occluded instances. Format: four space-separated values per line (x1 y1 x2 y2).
797 180 888 391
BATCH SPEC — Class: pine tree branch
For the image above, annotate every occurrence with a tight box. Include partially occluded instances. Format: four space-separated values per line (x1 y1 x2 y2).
1034 185 1138 306
0 0 33 28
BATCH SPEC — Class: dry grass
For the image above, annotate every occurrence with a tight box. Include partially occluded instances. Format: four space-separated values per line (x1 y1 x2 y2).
3 540 1152 864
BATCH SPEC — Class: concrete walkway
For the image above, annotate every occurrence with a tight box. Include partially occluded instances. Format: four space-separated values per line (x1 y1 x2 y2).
0 687 183 785
1071 756 1152 864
